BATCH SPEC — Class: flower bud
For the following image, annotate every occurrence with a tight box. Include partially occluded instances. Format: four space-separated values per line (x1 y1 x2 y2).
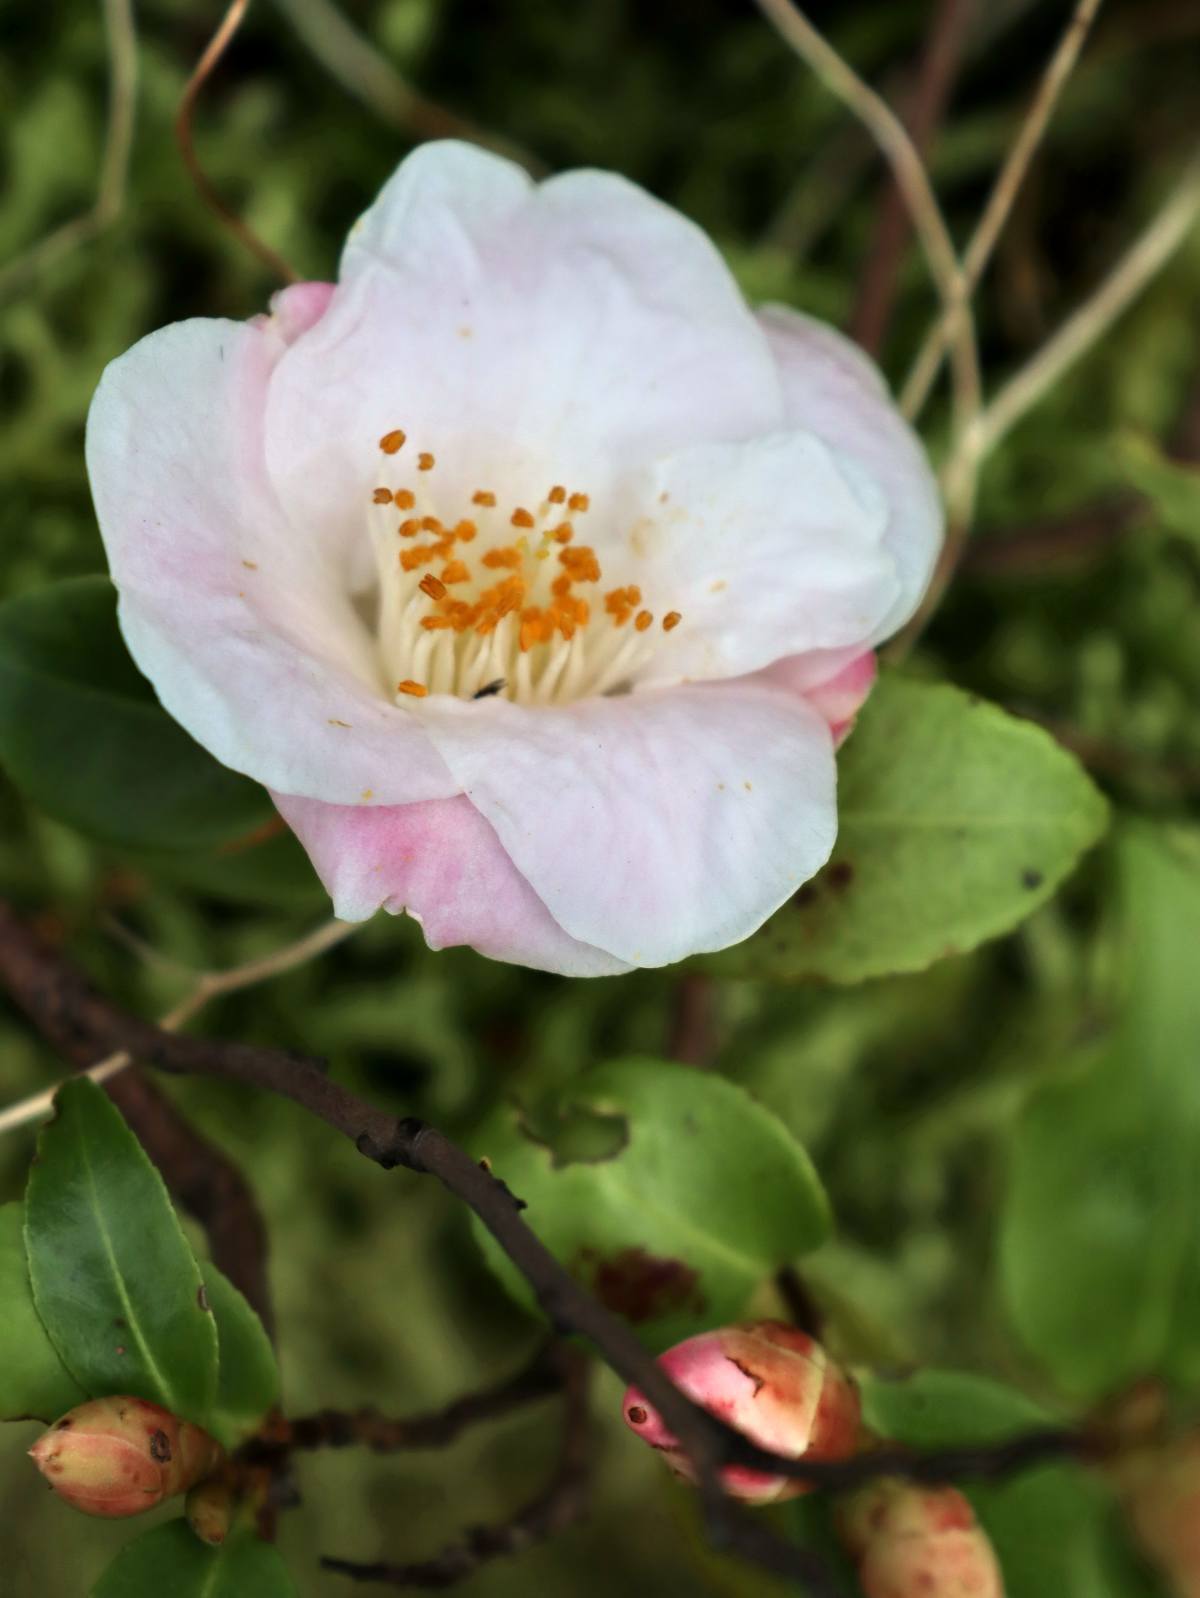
836 1481 1005 1598
1116 1433 1200 1598
28 1396 223 1519
186 1472 236 1546
621 1320 860 1503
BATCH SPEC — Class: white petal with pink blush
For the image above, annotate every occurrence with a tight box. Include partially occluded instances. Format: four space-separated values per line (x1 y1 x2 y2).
86 141 941 975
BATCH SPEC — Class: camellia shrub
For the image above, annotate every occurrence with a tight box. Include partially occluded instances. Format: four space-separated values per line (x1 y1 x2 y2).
1 2 1199 1595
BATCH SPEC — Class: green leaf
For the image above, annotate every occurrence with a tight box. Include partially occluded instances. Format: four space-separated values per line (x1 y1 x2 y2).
92 1522 296 1598
470 1057 830 1350
705 675 1109 984
1119 430 1200 546
0 575 271 850
25 1078 219 1425
1001 825 1200 1399
204 1269 280 1448
860 1370 1116 1598
0 1202 87 1421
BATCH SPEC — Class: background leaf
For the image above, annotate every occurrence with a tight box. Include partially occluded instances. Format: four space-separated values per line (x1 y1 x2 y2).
705 676 1109 984
91 1521 296 1598
0 576 271 851
25 1079 219 1425
470 1057 830 1349
0 1202 87 1422
204 1269 280 1448
1000 825 1200 1399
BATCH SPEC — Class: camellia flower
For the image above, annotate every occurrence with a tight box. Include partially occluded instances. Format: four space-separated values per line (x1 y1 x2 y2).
621 1320 861 1502
88 141 941 975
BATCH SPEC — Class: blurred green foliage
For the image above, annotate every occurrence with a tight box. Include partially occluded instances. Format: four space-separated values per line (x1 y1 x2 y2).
2 0 1200 1594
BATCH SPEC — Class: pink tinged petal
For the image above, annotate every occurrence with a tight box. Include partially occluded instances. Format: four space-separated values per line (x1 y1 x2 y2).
262 140 784 543
758 305 943 644
259 280 336 345
418 679 837 967
272 791 629 978
86 317 457 806
758 650 878 743
629 432 902 687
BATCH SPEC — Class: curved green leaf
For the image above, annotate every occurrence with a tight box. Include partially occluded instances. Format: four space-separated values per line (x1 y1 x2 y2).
470 1056 830 1350
0 1202 87 1422
204 1269 280 1448
0 575 270 850
92 1521 296 1598
1001 825 1200 1399
706 675 1109 984
25 1079 219 1425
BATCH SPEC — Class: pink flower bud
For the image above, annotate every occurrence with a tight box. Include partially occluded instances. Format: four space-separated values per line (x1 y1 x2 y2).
837 1481 1005 1598
621 1320 861 1503
1118 1434 1200 1597
28 1396 223 1519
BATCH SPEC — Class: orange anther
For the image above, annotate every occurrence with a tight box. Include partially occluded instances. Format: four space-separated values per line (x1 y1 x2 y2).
663 611 682 631
379 429 406 454
419 616 454 630
420 515 442 532
551 575 573 598
398 518 420 537
511 508 535 529
417 452 435 471
472 490 497 507
395 489 416 510
454 519 477 543
635 610 653 631
548 485 567 504
552 522 574 544
372 487 392 505
419 574 447 601
482 547 522 570
567 492 590 512
441 560 470 585
397 679 427 696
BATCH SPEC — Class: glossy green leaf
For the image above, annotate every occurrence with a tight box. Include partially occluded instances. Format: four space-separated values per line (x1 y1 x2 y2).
470 1057 830 1350
1001 825 1200 1399
204 1269 280 1448
861 1371 1116 1598
0 1202 87 1421
25 1079 219 1425
92 1521 297 1598
705 675 1108 984
0 575 270 850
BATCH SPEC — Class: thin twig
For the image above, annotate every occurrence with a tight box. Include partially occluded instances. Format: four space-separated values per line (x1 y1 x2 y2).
849 0 976 357
175 0 300 285
255 1342 564 1456
754 0 980 464
900 0 1106 419
888 146 1200 660
0 0 138 303
321 1347 590 1589
270 0 543 174
0 916 355 1137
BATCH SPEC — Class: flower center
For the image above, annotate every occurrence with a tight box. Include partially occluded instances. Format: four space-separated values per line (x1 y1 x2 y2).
369 428 681 706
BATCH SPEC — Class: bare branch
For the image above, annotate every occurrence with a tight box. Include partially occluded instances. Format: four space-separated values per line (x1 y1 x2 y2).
175 0 300 285
901 0 1107 420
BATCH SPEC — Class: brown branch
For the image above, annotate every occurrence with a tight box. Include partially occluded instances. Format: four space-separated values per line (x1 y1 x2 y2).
321 1346 591 1589
849 0 976 356
254 1342 563 1457
175 0 300 285
0 898 1100 1594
